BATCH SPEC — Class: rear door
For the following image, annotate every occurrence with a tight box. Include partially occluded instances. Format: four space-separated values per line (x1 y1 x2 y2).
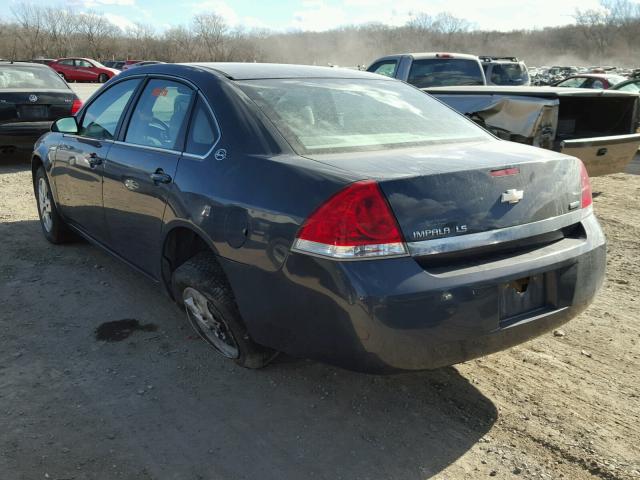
103 77 196 277
53 78 142 242
74 60 96 82
52 59 73 79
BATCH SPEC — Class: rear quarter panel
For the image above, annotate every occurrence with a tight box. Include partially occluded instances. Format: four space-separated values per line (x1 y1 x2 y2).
160 68 362 272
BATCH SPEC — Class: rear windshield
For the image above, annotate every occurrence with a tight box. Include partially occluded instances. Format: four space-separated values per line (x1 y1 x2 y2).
407 59 485 88
616 81 640 93
0 65 68 89
607 75 627 87
238 78 491 155
489 63 529 85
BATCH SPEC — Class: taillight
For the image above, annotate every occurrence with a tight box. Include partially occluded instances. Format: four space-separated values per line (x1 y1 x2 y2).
70 98 83 115
292 180 407 259
579 160 592 208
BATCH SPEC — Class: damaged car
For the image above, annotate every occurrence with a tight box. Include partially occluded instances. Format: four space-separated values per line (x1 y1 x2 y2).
425 86 640 176
32 63 605 373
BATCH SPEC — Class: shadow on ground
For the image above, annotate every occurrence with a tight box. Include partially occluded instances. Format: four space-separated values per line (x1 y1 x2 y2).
0 219 498 479
0 157 31 173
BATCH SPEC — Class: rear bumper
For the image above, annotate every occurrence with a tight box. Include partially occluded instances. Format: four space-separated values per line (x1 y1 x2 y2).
222 212 606 373
0 122 51 159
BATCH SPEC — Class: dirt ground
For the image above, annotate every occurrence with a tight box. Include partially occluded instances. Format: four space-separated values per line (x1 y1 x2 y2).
0 159 639 480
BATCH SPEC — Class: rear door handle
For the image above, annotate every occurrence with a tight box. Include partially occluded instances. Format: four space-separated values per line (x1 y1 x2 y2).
88 152 103 168
150 169 172 184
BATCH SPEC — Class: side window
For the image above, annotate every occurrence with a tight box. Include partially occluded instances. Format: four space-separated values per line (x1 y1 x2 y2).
588 79 604 89
369 61 397 78
619 82 640 93
77 60 92 68
79 79 141 140
490 65 504 83
185 97 220 156
59 59 74 66
558 77 586 88
125 79 195 150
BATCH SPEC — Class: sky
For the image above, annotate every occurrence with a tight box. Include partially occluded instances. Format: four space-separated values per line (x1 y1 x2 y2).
2 0 609 33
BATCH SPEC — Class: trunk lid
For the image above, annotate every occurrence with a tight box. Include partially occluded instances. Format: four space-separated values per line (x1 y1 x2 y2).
305 139 583 244
0 89 76 124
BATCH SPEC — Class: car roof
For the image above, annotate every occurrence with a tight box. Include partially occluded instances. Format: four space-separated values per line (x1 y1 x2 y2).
56 57 95 62
0 61 49 68
563 73 622 79
186 62 386 80
406 52 479 60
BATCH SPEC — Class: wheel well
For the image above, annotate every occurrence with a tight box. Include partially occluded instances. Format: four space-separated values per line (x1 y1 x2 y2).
161 227 224 299
31 155 43 188
31 155 42 175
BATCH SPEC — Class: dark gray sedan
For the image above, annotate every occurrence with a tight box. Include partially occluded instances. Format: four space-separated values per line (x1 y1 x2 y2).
31 63 605 373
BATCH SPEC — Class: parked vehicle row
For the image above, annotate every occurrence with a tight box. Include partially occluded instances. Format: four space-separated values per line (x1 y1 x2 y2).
30 62 606 374
47 58 166 82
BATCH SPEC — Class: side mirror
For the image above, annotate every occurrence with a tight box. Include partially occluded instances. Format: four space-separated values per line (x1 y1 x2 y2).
52 117 78 134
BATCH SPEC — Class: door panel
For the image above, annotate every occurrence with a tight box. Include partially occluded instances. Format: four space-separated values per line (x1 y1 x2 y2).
103 144 181 276
53 137 110 241
75 60 94 81
102 78 196 277
51 78 142 241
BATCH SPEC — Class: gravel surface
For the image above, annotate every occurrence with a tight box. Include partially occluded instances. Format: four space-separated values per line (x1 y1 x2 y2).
0 161 639 480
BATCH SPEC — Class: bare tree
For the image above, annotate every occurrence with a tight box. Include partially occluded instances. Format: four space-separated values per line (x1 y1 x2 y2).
164 26 198 62
192 12 228 61
4 1 640 69
11 2 46 58
42 7 77 58
125 23 157 60
77 11 119 60
574 7 613 60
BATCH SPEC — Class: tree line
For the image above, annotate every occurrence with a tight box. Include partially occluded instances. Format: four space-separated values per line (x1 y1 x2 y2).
1 0 639 68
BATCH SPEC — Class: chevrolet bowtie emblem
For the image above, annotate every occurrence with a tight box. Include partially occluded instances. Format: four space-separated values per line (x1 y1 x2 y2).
501 188 524 204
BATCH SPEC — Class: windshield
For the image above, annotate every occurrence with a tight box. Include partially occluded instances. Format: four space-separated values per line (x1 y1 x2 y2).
239 78 491 155
0 65 68 89
490 63 529 85
407 59 484 88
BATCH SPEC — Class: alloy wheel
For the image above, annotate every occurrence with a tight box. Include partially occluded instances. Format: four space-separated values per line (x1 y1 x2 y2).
38 177 53 232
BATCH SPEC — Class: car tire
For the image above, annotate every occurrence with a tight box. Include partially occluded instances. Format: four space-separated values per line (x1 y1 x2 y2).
98 73 108 83
171 251 277 369
34 166 75 244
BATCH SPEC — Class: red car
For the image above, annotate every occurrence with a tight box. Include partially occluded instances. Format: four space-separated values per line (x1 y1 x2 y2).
49 58 119 83
553 73 627 89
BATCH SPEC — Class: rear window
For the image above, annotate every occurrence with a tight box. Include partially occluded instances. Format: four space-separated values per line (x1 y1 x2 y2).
607 75 626 87
238 78 491 155
0 65 68 89
408 59 484 88
617 81 640 93
489 63 529 85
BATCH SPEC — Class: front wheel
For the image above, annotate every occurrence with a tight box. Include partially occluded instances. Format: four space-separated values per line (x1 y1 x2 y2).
34 167 74 244
98 73 108 83
172 252 277 369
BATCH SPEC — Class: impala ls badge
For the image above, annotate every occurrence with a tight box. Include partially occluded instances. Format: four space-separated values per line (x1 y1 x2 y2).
28 94 38 103
502 188 524 204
